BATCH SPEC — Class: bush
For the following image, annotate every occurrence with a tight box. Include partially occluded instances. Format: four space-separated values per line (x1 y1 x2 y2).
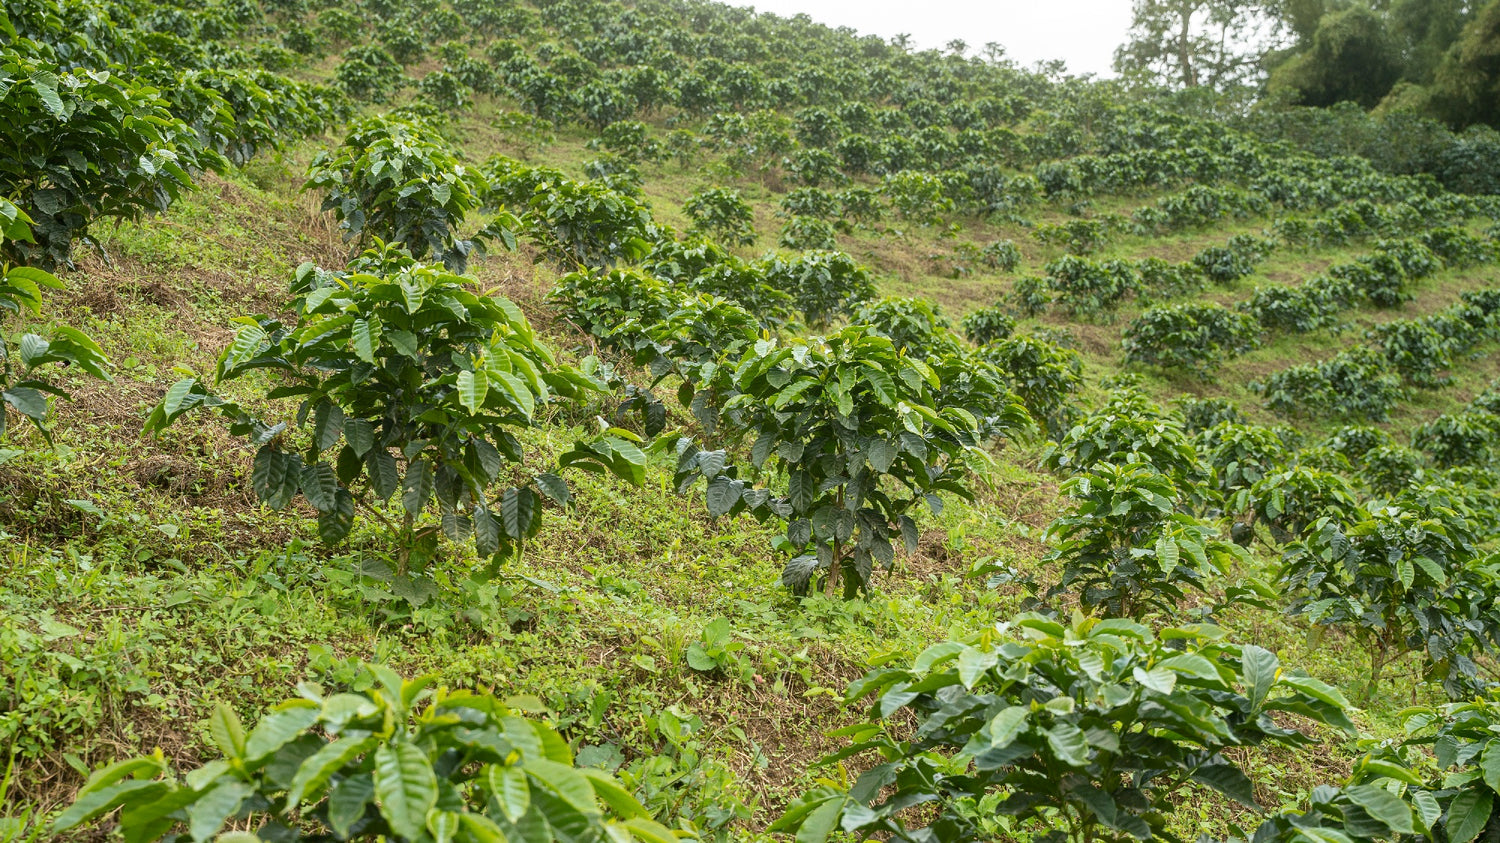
0 51 222 269
1240 284 1343 333
671 329 1014 598
1047 463 1236 617
978 333 1084 437
1371 319 1454 387
777 215 837 251
1359 444 1426 495
145 247 643 574
777 615 1353 843
1043 389 1205 493
882 170 952 224
1045 256 1140 320
1324 425 1394 464
56 665 680 842
1257 348 1404 422
333 45 403 102
979 239 1022 271
0 201 110 443
778 187 838 220
960 305 1014 345
1280 499 1500 700
1195 422 1291 500
1413 412 1499 468
415 70 470 112
521 176 658 269
1178 397 1244 433
1033 218 1107 255
1123 303 1260 375
1135 256 1204 298
1422 226 1492 267
758 251 875 329
851 297 961 358
1237 465 1360 545
683 187 756 246
1191 234 1270 285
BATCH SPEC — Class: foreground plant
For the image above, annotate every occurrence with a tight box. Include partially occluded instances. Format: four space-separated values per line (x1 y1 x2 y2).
145 245 643 574
55 665 687 842
776 614 1354 843
0 199 110 449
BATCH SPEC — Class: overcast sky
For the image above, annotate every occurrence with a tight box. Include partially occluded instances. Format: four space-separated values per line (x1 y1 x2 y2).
735 0 1134 78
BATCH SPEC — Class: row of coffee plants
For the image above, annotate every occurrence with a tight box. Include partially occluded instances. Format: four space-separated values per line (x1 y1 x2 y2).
1256 288 1500 420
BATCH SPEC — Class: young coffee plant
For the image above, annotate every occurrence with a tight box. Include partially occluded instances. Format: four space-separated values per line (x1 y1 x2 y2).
1368 696 1500 843
0 49 222 269
0 200 110 446
333 45 405 103
757 251 875 329
1413 411 1499 469
1046 462 1238 618
682 187 755 247
144 247 644 578
850 296 962 358
776 615 1354 843
1123 303 1260 376
778 216 838 251
1193 422 1290 502
1233 465 1360 546
977 333 1083 438
55 665 681 842
1257 348 1405 422
670 329 1014 599
520 175 658 269
1279 498 1500 701
959 305 1015 346
305 116 495 273
1043 389 1205 496
1045 256 1140 321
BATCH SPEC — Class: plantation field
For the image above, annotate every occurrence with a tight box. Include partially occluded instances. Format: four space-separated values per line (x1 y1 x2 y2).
4 0 1500 841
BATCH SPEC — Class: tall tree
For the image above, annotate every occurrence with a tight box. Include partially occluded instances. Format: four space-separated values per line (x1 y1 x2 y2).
1268 4 1405 107
1114 0 1270 89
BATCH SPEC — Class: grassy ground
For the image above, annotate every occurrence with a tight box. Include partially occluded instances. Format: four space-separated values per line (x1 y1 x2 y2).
2 80 1494 842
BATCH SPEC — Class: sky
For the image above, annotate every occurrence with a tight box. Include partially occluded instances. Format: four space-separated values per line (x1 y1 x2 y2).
732 0 1135 78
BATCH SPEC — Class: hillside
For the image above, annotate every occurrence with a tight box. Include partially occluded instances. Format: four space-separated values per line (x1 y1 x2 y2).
3 0 1500 841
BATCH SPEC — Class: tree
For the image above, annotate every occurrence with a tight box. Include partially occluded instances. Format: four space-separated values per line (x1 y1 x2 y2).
1268 4 1405 107
1421 0 1500 128
1114 0 1268 89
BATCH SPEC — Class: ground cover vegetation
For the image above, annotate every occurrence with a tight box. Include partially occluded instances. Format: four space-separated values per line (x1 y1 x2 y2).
3 0 1500 840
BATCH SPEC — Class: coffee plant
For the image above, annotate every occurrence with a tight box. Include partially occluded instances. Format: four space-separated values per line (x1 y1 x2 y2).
1257 348 1405 422
1123 303 1260 376
758 251 875 329
55 665 682 842
144 247 645 577
959 305 1014 345
977 333 1083 437
682 187 755 247
0 200 110 445
305 116 494 273
851 297 962 358
778 216 838 251
777 615 1354 843
1279 498 1500 700
1045 462 1238 618
671 329 1018 598
0 49 222 269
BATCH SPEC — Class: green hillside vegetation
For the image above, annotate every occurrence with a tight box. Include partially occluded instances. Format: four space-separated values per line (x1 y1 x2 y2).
3 0 1500 841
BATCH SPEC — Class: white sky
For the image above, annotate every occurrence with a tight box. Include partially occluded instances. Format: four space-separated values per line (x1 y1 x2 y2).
735 0 1134 78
